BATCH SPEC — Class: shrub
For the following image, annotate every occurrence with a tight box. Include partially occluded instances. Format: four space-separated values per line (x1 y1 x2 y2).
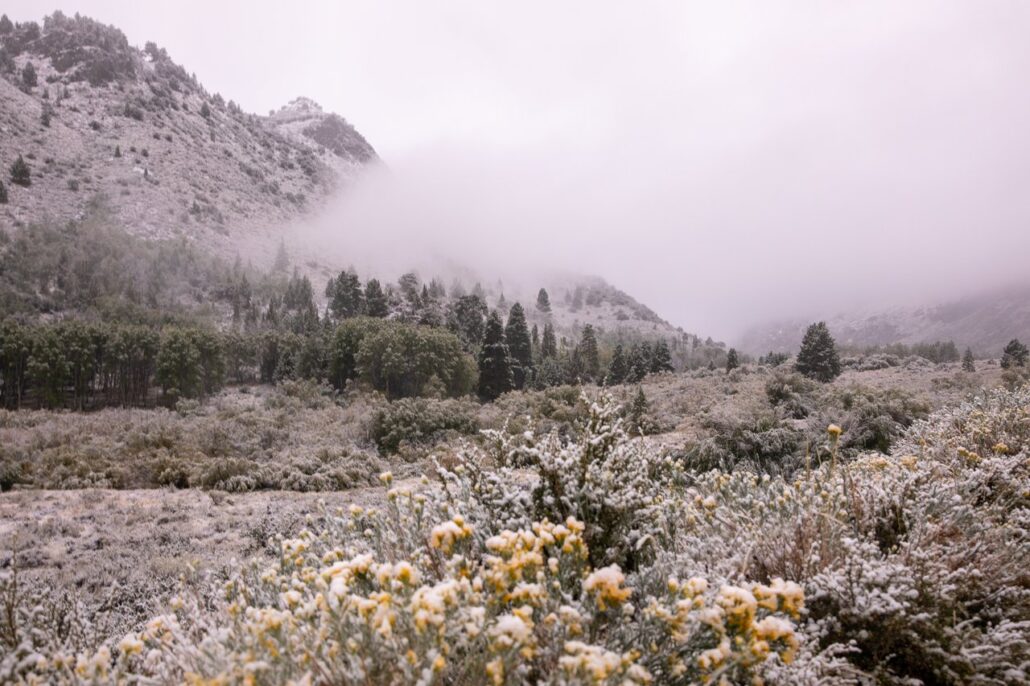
687 412 806 474
9 155 30 187
819 385 929 455
4 389 1029 684
370 397 478 454
1000 338 1028 369
765 371 815 419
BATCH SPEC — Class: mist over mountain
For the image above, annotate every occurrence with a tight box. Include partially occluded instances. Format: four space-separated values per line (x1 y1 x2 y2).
739 283 1030 357
0 11 703 349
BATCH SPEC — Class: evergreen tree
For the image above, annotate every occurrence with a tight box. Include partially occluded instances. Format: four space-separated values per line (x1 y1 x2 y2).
21 62 36 89
504 303 533 389
272 238 289 272
536 288 552 313
962 348 976 372
605 344 628 385
541 323 557 359
577 324 600 381
571 286 584 312
398 272 421 305
478 311 514 400
795 322 841 382
114 145 122 158
0 14 13 34
428 278 447 300
726 348 739 373
531 324 539 350
627 343 651 382
0 180 7 204
364 278 389 318
447 294 488 352
10 155 31 187
329 270 364 319
627 387 651 436
651 340 673 373
1000 338 1029 369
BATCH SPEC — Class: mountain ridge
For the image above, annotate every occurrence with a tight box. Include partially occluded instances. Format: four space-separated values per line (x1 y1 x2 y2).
738 283 1030 357
0 11 377 245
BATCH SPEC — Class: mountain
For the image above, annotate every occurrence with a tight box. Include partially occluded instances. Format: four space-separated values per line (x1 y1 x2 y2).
0 12 377 245
738 283 1030 357
0 11 705 352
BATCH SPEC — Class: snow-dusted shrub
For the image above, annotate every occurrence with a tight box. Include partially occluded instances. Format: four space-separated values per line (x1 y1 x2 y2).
695 389 1030 684
3 464 802 686
765 371 816 419
687 412 806 474
817 384 929 455
4 388 1027 684
370 397 479 454
0 386 381 490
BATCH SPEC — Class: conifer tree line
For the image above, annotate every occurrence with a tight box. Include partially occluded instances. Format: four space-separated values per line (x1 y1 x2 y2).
0 263 683 409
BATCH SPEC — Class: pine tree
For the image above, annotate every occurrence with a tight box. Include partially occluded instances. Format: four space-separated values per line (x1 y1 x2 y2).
1000 338 1029 369
10 155 30 187
962 348 975 372
329 270 364 319
795 322 841 382
541 323 557 359
0 180 7 204
478 311 514 400
626 343 651 382
272 238 289 272
726 348 739 373
114 145 122 158
0 14 13 34
447 295 488 352
21 62 37 89
505 303 533 389
605 344 628 385
536 288 552 313
531 324 539 350
578 324 600 382
571 286 584 312
627 387 650 436
650 340 673 373
364 278 389 318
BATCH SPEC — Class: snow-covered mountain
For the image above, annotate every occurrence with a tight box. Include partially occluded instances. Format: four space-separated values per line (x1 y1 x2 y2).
0 12 378 244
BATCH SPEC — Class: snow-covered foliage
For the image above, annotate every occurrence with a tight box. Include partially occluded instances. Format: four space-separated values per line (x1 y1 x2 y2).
2 387 1028 684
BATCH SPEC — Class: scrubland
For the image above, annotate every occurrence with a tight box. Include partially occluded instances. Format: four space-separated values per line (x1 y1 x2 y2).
1 359 1027 684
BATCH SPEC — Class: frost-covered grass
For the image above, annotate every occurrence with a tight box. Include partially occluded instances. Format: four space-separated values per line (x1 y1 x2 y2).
2 384 1027 684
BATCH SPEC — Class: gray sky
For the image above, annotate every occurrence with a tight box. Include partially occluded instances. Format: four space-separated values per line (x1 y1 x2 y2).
9 1 1030 340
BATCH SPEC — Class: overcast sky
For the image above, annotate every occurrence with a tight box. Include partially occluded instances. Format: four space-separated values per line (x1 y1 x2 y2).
8 1 1030 340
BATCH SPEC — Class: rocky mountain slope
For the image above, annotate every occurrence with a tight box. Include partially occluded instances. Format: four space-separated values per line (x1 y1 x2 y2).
0 12 377 245
738 283 1030 357
0 11 703 350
